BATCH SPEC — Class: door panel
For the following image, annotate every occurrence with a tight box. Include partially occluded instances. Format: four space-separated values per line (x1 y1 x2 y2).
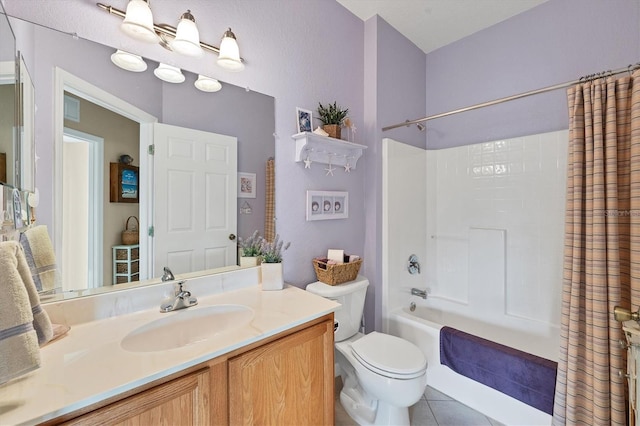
153 123 237 277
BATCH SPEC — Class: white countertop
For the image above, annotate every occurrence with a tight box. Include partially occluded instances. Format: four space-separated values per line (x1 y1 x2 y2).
0 283 339 425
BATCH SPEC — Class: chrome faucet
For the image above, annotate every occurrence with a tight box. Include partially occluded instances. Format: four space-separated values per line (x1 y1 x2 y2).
160 281 198 312
411 288 428 299
161 266 175 282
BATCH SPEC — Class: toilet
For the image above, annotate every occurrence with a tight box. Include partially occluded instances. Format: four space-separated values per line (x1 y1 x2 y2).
306 276 427 426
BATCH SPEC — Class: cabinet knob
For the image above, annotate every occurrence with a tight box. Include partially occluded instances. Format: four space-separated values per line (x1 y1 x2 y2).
229 234 236 241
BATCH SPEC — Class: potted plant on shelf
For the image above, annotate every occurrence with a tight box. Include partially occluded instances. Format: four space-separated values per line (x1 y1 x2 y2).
238 230 263 267
317 101 349 139
260 234 290 291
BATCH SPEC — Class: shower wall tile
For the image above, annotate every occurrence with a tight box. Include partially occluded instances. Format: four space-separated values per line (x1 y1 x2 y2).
428 130 568 327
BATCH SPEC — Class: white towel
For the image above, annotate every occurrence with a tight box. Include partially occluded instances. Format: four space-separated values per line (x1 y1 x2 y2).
20 225 60 293
0 241 45 384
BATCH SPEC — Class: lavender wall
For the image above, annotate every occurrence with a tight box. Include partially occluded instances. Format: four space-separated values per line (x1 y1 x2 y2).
422 0 640 149
363 16 426 331
4 0 365 287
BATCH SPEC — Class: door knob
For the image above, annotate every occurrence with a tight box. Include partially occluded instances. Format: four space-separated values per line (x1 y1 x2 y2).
229 234 236 241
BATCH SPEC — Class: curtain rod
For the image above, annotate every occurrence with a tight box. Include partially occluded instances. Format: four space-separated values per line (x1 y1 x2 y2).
382 63 640 132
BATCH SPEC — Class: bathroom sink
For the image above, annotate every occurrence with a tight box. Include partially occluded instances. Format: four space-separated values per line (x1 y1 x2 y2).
121 304 254 352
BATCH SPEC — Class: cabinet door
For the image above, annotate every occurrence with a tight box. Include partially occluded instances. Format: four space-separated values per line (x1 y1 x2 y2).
229 319 335 425
62 368 210 426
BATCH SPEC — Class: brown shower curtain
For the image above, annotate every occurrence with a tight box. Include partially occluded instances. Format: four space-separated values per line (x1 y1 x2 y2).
553 70 640 425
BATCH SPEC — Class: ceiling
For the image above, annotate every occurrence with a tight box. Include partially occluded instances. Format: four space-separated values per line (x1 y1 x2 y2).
336 0 548 54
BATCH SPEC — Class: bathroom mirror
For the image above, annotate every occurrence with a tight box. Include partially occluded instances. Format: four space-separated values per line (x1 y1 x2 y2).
17 53 35 192
9 17 275 298
0 6 17 189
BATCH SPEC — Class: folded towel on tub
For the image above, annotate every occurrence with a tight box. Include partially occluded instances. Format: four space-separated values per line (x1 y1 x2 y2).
0 241 54 384
20 225 60 293
440 326 557 415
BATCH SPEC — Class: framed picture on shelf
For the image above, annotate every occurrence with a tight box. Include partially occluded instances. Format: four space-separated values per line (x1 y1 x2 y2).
306 190 349 221
296 107 313 133
238 172 257 198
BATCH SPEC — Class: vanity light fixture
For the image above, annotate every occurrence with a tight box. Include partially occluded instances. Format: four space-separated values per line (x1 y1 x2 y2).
217 28 244 72
170 10 203 57
110 49 147 72
194 75 222 92
153 63 185 83
98 2 245 70
120 0 159 43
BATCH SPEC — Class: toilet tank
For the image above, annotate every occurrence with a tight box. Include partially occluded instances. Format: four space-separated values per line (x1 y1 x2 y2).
306 276 369 342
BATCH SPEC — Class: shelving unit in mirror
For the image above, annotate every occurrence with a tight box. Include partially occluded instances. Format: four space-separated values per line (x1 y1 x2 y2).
292 132 367 169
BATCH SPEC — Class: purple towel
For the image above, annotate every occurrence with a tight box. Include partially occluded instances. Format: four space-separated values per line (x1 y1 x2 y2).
440 326 557 415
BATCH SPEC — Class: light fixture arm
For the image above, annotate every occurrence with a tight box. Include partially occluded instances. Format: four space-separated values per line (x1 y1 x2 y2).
96 2 245 62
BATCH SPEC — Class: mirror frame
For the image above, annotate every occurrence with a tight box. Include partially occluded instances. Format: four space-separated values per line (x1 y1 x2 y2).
0 3 18 190
17 52 35 192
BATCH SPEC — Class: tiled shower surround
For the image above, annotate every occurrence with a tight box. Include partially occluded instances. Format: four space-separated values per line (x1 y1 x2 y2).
425 130 568 331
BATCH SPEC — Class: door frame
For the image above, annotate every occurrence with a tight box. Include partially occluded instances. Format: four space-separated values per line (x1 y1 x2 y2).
53 68 158 285
62 128 103 288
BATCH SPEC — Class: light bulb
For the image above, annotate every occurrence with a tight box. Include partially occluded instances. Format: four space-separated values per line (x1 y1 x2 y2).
154 63 185 83
111 50 147 72
217 28 244 72
171 10 203 57
194 75 222 92
121 0 159 43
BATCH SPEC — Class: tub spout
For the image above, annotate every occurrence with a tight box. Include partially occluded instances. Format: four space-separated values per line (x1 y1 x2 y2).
411 288 428 299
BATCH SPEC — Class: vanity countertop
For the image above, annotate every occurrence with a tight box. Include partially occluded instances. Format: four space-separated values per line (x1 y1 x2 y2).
0 284 339 425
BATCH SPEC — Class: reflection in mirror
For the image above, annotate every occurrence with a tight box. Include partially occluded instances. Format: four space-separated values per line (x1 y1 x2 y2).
18 53 35 192
0 5 16 188
9 17 275 299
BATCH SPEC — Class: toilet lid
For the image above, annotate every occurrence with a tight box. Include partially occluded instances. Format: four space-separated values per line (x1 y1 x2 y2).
351 332 427 378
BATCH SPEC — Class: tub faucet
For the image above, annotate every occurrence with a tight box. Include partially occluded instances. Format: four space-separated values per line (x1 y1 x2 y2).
161 266 175 282
160 281 198 312
411 288 428 299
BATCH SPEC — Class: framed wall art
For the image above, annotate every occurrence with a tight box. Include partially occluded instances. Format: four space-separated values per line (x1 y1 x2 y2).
296 107 313 133
238 172 257 198
110 163 139 203
306 190 348 221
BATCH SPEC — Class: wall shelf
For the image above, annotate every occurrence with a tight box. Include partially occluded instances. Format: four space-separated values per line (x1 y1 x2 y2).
292 132 367 169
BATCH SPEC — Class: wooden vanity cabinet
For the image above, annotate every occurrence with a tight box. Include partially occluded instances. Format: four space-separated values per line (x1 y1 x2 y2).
49 313 334 426
229 318 335 425
61 368 212 426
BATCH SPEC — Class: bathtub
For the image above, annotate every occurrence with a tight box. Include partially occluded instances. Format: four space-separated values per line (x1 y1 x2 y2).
387 302 558 425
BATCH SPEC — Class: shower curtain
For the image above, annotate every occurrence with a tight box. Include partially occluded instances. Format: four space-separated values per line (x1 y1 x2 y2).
553 70 640 425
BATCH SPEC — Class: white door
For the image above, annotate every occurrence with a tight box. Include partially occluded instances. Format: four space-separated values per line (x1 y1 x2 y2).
152 123 237 277
61 128 103 290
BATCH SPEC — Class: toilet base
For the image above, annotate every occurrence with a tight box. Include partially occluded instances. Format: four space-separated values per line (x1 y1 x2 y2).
339 367 412 426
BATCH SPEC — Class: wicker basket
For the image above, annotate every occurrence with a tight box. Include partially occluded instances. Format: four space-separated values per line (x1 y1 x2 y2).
121 216 139 245
115 247 139 260
116 262 139 274
313 258 362 286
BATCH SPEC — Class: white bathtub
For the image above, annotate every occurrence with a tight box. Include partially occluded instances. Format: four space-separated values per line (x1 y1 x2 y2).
387 303 557 426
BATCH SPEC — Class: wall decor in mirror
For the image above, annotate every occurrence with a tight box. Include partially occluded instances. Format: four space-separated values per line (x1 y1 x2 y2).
3 15 275 301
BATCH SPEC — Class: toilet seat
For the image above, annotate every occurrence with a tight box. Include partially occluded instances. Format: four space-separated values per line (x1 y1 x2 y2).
351 332 427 379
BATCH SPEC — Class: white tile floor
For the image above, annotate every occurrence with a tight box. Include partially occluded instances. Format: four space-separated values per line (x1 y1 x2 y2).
335 381 504 426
